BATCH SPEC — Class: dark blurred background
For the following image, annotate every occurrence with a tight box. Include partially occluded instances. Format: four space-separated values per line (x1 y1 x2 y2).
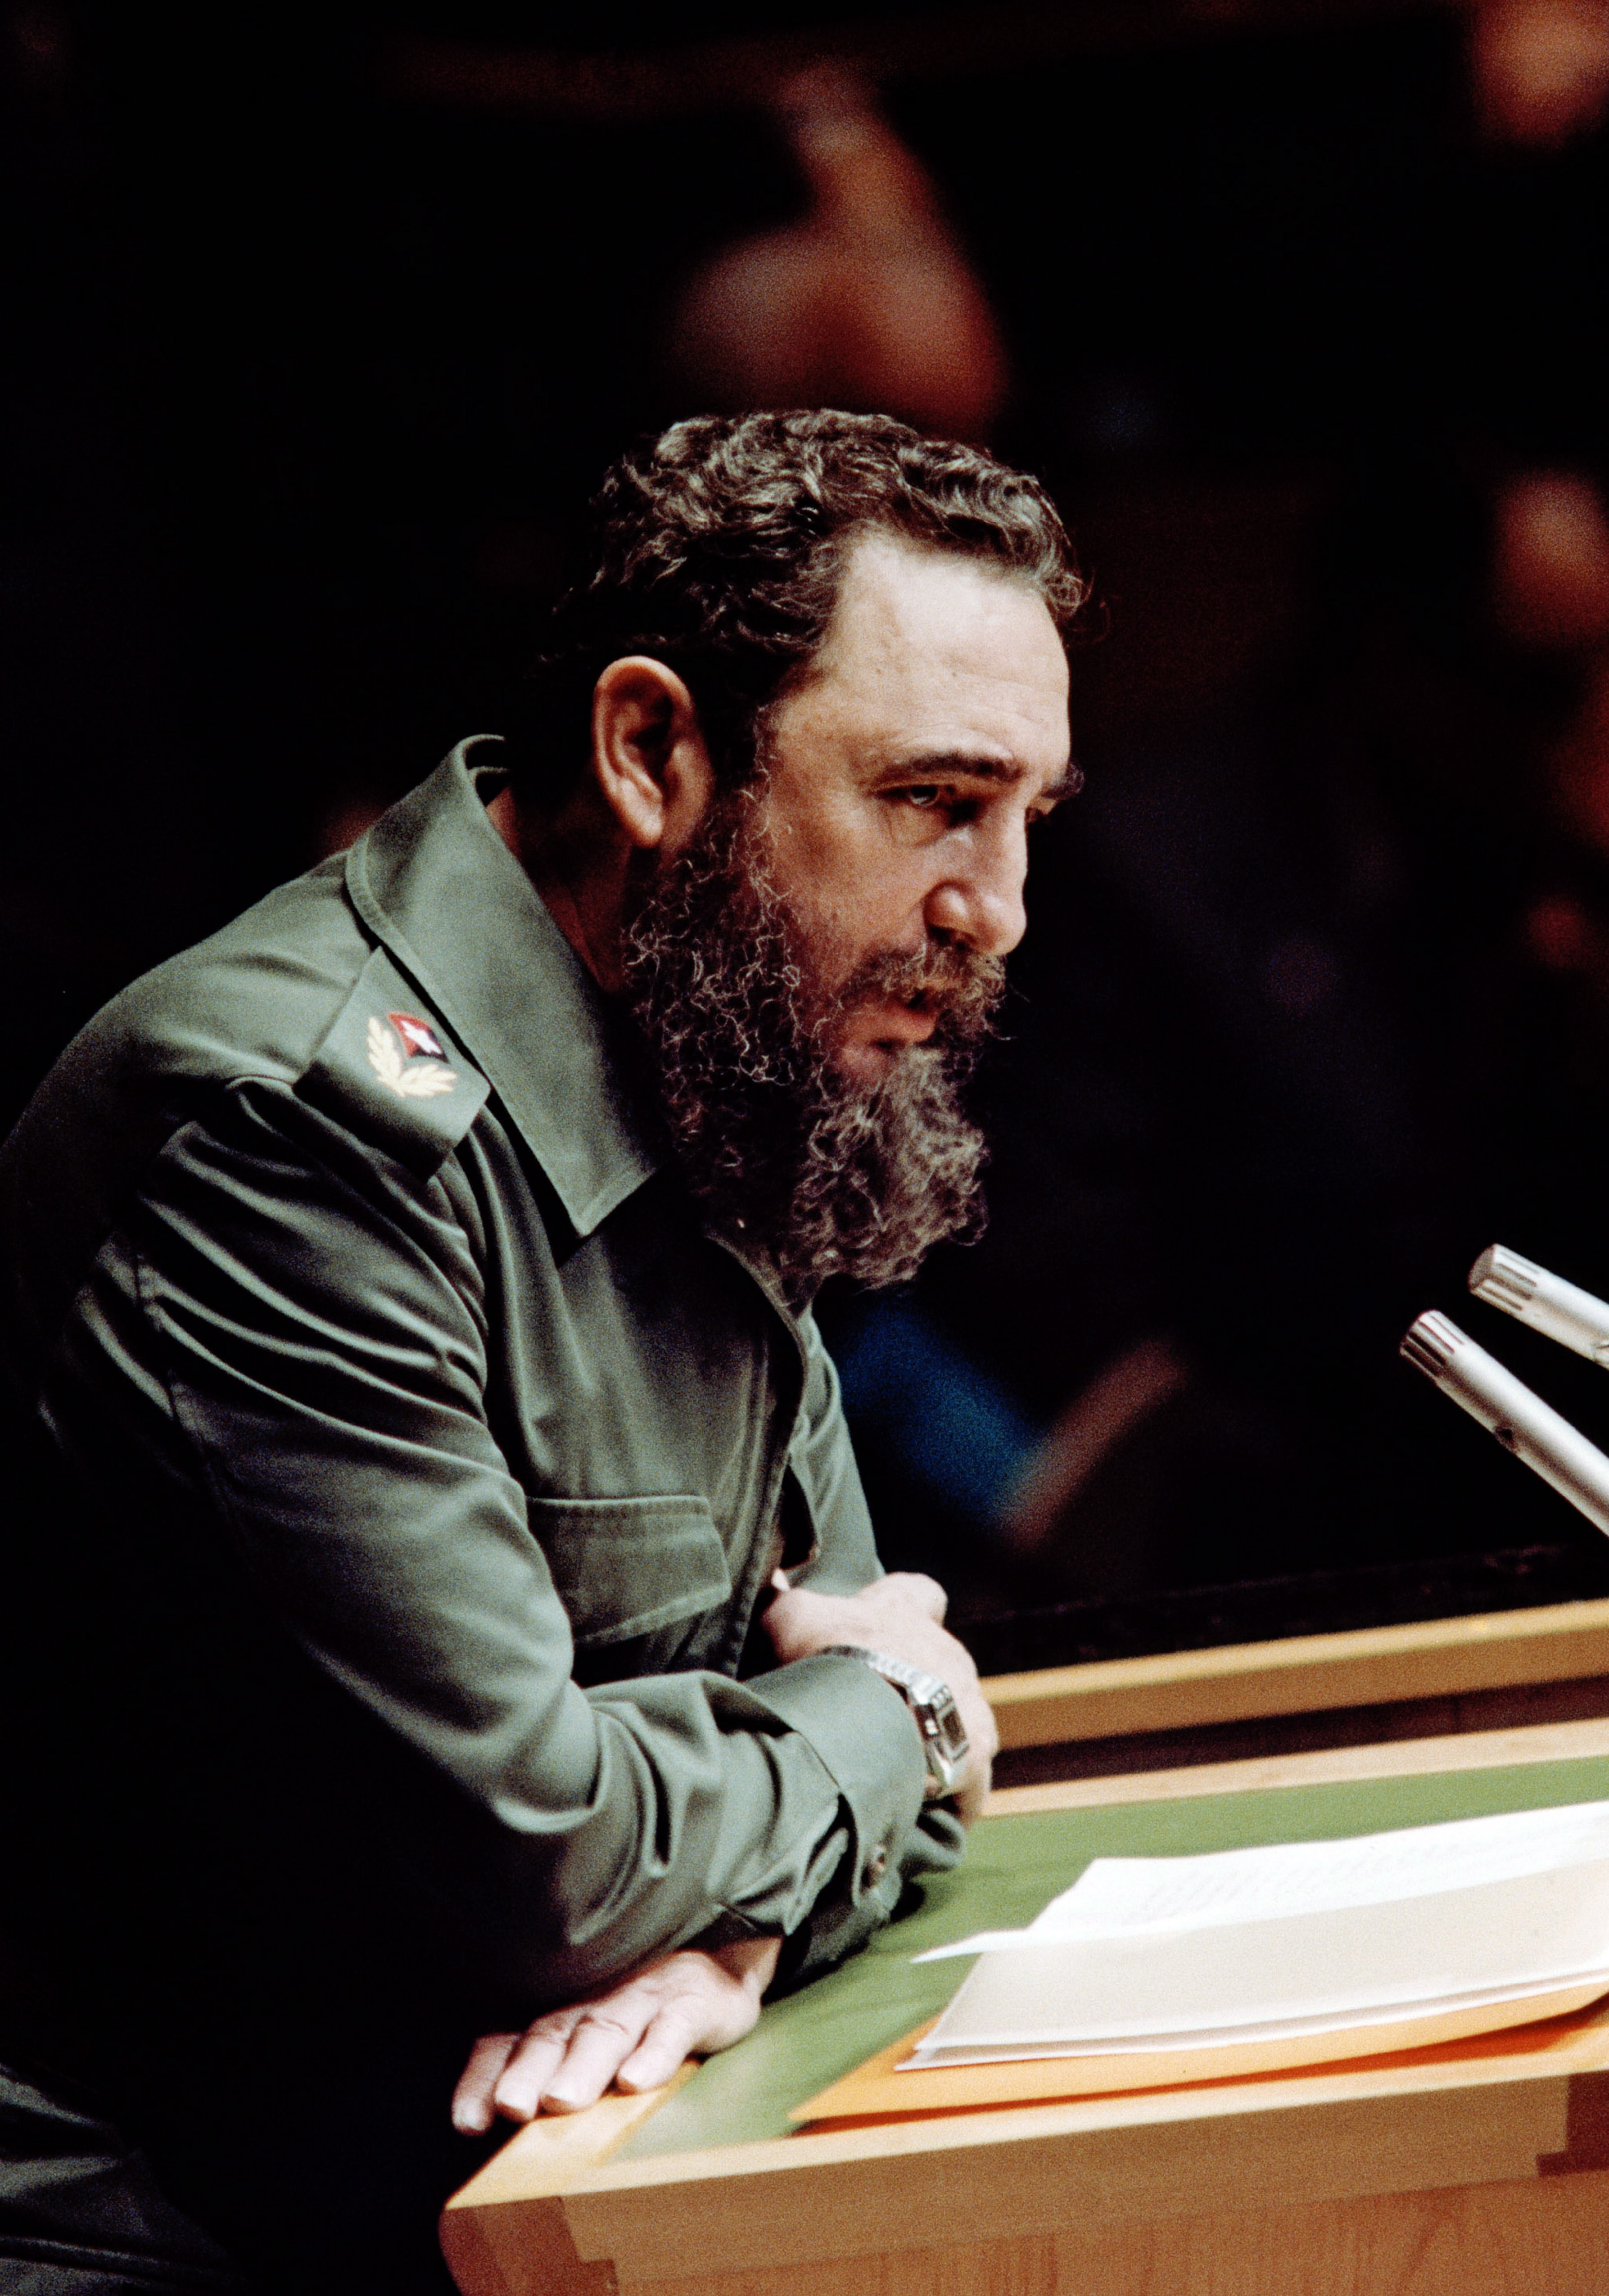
9 0 1609 1668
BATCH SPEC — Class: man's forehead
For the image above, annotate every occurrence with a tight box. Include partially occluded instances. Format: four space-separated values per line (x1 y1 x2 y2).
817 528 1062 681
804 529 1070 758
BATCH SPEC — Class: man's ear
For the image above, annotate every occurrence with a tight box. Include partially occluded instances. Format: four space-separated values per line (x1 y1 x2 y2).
589 656 714 851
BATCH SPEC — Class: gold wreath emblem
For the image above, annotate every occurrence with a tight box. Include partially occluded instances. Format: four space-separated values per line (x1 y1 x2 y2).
366 1014 457 1100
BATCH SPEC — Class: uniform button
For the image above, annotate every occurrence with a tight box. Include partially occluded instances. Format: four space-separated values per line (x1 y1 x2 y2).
865 1842 890 1885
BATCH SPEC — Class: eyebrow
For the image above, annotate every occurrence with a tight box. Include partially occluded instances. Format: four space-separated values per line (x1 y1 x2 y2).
877 752 1081 804
1034 765 1082 805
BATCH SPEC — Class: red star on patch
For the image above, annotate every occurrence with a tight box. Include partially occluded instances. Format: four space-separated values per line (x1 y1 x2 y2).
387 1011 447 1061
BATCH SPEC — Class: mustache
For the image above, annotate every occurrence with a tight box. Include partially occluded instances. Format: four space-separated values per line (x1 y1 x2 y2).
826 939 1007 1047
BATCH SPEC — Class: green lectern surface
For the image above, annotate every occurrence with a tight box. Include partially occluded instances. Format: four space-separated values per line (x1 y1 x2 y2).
620 1754 1609 2160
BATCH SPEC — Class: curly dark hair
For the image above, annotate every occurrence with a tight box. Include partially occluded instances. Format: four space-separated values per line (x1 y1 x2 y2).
506 409 1086 797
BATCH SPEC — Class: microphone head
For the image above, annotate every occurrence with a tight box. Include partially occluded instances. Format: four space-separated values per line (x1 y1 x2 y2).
1401 1311 1465 1380
1469 1244 1541 1315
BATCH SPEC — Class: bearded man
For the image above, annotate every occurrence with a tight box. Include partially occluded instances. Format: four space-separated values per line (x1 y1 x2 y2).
0 411 1079 2296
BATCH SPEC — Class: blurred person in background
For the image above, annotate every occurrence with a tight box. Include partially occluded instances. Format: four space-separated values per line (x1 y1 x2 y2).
671 65 1007 440
1476 464 1609 1286
1473 0 1609 145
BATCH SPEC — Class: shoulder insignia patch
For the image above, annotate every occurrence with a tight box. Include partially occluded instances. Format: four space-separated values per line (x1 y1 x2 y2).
298 950 488 1174
366 1012 457 1100
387 1009 447 1060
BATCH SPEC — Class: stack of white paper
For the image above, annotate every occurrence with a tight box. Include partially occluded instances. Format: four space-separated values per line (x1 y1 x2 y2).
904 1800 1609 2070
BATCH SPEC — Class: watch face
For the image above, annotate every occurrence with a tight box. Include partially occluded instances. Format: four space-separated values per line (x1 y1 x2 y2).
931 1700 969 1763
917 1686 968 1797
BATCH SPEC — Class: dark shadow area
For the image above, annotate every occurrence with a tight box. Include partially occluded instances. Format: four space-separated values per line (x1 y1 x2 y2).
960 1538 1609 1677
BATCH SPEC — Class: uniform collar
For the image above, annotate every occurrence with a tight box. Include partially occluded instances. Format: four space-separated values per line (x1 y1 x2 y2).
344 737 662 1236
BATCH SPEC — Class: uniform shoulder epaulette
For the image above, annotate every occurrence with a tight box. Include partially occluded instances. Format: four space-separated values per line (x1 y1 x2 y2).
295 944 490 1175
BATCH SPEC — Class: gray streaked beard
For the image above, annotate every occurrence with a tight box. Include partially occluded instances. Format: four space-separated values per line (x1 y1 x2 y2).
619 787 1003 1307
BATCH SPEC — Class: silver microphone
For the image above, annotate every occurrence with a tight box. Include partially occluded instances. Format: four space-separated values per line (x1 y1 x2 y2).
1400 1310 1609 1538
1469 1244 1609 1369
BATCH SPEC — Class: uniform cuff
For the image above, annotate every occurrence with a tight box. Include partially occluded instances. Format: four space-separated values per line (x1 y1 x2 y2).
742 1650 928 1909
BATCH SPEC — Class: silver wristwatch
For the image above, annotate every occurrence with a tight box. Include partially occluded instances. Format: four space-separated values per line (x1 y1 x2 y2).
821 1646 970 1800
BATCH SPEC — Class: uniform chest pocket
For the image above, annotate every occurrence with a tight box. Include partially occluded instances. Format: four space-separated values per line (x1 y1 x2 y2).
525 1492 733 1649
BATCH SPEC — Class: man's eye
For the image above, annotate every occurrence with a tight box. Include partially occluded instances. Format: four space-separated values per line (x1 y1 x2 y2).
882 783 976 835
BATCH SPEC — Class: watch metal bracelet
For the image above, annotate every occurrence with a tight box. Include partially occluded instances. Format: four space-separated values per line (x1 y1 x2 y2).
818 1645 970 1799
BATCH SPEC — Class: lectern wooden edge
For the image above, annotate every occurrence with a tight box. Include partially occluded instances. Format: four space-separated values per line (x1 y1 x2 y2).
440 1718 1609 2296
980 1594 1609 1750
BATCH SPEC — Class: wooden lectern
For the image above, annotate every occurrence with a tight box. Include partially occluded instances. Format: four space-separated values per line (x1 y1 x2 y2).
442 1702 1609 2296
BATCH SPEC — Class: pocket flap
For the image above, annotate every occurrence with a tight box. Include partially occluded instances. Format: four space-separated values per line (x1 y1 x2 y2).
525 1492 732 1647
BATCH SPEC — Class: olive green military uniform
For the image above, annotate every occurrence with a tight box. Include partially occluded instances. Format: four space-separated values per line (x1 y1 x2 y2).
0 741 959 2295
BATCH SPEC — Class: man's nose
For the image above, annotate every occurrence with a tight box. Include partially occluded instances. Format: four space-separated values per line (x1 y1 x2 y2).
922 829 1029 957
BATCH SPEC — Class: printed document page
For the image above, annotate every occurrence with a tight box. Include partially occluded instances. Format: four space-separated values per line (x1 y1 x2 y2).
916 1799 1609 1961
905 1806 1609 2069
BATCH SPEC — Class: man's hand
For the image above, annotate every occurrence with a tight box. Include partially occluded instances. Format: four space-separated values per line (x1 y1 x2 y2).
450 1935 781 2134
763 1570 998 1822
